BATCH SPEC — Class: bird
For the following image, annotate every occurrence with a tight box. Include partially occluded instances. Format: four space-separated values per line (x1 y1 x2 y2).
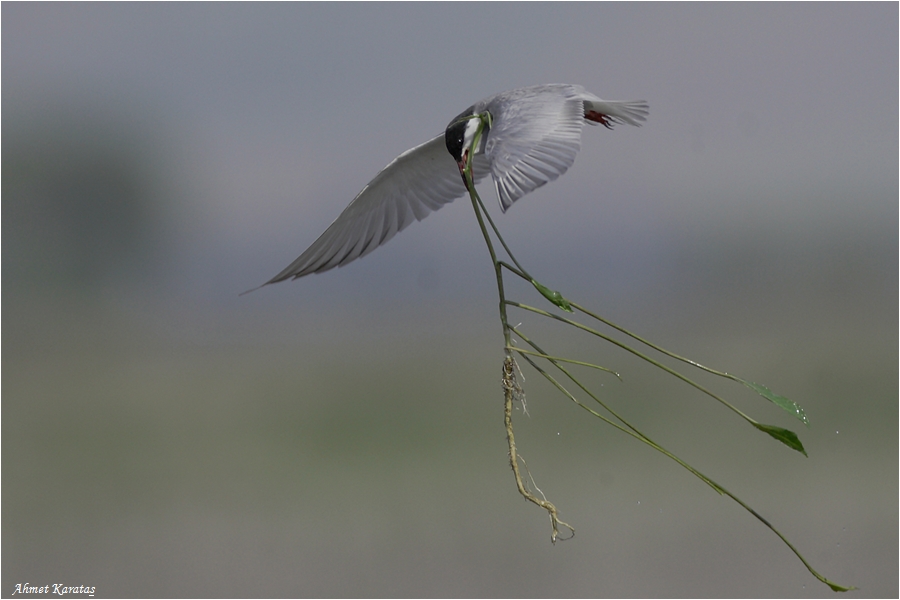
259 84 647 287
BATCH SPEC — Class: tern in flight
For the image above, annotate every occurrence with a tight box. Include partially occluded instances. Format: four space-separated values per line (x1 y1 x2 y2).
257 84 647 287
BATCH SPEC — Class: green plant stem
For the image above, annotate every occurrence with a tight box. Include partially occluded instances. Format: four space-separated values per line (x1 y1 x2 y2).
505 347 621 379
569 301 809 426
508 327 724 494
573 300 755 378
508 328 852 591
463 116 570 539
460 114 851 591
471 192 532 279
507 300 761 427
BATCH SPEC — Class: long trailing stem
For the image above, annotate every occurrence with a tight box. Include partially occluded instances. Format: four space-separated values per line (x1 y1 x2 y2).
508 326 725 494
499 262 808 429
471 191 532 279
467 190 510 347
502 355 573 542
461 113 850 591
568 300 809 425
463 114 570 540
507 327 848 591
507 301 759 425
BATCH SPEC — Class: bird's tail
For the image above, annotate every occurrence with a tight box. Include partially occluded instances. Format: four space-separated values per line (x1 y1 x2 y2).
583 99 649 127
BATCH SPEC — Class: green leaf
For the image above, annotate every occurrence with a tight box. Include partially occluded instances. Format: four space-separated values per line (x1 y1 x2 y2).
743 381 809 426
532 280 573 312
824 580 857 593
752 423 808 456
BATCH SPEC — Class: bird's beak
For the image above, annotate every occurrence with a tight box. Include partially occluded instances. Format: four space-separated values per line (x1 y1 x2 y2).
457 148 470 190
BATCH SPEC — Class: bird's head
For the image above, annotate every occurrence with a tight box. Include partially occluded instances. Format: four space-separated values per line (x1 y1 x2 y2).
445 110 491 186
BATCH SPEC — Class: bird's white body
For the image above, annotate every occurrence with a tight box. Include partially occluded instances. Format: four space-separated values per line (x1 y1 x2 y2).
264 84 647 284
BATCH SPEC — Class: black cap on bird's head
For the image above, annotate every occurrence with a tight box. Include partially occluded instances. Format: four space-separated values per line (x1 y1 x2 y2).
445 107 490 185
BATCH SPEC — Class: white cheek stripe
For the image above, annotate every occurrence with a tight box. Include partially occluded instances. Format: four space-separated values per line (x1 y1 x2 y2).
464 117 484 154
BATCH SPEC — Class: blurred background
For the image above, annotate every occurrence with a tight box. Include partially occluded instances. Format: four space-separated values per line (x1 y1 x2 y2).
3 4 896 597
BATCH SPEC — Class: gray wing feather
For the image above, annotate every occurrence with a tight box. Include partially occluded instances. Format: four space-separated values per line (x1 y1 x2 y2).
265 134 489 283
484 86 586 212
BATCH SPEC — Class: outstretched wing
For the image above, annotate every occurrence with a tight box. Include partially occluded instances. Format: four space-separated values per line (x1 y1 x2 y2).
484 87 587 212
485 85 648 212
263 134 489 284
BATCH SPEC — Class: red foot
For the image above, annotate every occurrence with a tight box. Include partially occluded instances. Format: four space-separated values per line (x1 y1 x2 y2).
585 110 614 129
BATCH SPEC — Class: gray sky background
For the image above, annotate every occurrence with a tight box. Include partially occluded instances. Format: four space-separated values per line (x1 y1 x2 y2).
5 3 896 305
3 4 897 597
